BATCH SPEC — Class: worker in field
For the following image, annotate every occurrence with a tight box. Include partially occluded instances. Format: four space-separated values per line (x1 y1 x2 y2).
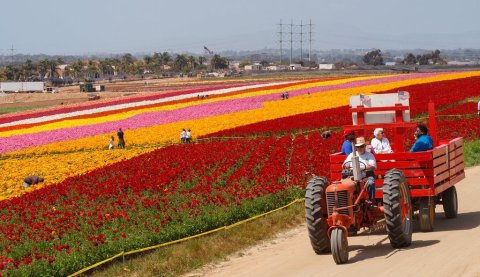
23 175 44 189
109 136 115 150
321 130 332 139
410 124 433 152
343 137 377 203
186 129 192 143
180 129 187 143
341 131 355 155
117 128 125 149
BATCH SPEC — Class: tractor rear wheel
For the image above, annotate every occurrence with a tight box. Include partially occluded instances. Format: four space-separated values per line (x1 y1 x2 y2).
443 186 458 218
331 228 349 264
383 169 413 248
305 176 330 254
419 198 435 232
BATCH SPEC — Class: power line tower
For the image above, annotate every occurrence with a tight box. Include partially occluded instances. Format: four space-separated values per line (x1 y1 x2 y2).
299 20 304 63
277 20 284 64
9 45 16 65
308 19 314 64
289 20 294 65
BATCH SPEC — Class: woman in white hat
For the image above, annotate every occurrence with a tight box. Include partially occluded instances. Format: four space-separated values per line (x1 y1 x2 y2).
371 128 392 154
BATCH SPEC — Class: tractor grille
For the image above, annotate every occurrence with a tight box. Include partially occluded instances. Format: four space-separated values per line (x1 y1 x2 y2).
326 191 349 216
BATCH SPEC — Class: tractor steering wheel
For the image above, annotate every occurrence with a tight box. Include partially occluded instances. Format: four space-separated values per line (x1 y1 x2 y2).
342 160 368 170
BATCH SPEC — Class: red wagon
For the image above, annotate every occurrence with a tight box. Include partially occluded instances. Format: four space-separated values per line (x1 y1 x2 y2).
305 92 465 264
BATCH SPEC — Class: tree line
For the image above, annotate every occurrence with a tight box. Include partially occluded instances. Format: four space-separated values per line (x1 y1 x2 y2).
0 53 230 82
362 49 446 66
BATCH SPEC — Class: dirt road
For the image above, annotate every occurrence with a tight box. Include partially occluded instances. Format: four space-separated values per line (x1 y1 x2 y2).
190 166 480 277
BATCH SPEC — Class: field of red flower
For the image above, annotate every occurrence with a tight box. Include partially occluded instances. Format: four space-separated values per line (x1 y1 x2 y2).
438 101 478 116
1 75 480 276
0 132 340 275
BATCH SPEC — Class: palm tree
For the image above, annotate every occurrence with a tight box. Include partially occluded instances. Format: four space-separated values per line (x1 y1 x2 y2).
210 54 228 70
86 60 99 80
4 65 20 81
69 59 84 80
37 59 50 79
21 59 35 80
198 56 206 65
98 60 114 78
121 53 135 74
160 52 172 70
173 54 188 72
187 55 197 71
143 55 154 73
47 59 59 79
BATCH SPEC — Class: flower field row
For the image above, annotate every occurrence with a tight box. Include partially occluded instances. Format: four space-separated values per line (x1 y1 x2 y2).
438 101 479 116
3 71 478 156
1 72 480 202
1 71 480 275
204 75 480 137
0 132 336 275
0 77 312 125
0 81 299 128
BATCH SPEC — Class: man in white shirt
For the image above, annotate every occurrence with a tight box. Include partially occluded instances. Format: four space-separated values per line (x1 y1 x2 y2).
370 128 392 153
477 100 480 117
180 129 187 143
343 137 377 202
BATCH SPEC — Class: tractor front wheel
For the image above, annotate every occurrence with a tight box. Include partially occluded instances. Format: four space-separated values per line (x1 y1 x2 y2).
383 169 413 248
305 176 331 254
443 186 458 218
419 198 435 232
331 228 349 264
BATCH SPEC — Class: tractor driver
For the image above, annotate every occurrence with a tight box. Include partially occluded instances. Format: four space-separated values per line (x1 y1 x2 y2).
343 137 377 203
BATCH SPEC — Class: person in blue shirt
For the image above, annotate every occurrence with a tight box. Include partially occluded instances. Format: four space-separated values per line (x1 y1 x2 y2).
341 131 355 155
410 124 433 152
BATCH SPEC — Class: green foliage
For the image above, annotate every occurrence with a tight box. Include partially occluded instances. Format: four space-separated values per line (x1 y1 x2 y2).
464 139 480 167
210 54 229 70
362 49 384 66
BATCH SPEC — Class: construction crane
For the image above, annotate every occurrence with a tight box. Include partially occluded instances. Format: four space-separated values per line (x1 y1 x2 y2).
203 46 213 55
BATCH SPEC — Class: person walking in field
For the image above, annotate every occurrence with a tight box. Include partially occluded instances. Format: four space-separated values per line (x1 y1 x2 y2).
109 136 115 150
186 129 192 143
180 129 187 143
117 128 125 149
23 175 44 189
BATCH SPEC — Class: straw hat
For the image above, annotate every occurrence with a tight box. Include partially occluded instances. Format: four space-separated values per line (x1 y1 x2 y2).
355 137 366 147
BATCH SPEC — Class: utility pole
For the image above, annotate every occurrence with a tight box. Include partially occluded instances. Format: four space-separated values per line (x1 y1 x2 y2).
277 20 284 64
290 20 293 65
309 19 313 64
9 45 16 65
299 20 303 63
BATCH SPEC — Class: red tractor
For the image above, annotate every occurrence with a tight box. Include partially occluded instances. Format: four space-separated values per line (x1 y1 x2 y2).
305 92 465 264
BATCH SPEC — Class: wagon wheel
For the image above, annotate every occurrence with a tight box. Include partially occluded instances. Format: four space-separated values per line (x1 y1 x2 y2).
331 228 349 264
305 176 331 254
383 169 413 248
419 198 435 232
442 186 458 218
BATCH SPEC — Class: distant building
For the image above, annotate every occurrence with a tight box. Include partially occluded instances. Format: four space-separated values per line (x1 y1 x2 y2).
318 64 335 70
266 65 288 71
244 64 262 71
229 61 240 70
289 64 303 70
447 60 478 66
385 62 396 66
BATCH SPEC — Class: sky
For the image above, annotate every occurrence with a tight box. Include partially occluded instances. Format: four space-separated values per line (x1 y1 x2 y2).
1 0 479 55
